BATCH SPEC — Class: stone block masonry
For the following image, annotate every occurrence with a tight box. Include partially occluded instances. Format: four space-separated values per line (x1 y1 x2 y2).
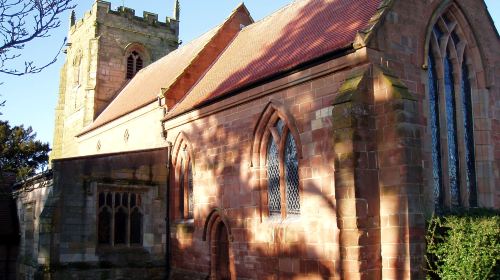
51 0 179 160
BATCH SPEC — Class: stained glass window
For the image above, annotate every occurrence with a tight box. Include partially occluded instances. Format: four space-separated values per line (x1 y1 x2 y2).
461 61 477 207
443 53 461 207
427 14 477 209
428 54 443 207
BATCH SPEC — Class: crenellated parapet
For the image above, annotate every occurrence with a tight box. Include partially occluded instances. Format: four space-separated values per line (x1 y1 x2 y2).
69 1 179 36
98 1 178 30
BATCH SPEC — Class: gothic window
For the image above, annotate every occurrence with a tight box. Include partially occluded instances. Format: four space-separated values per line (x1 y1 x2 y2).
97 191 143 246
176 149 194 219
126 51 143 79
265 117 300 217
427 12 477 209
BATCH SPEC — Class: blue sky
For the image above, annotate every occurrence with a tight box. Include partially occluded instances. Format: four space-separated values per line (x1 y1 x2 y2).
0 0 498 145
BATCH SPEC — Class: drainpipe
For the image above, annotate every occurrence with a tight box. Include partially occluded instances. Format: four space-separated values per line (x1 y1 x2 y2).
165 142 173 279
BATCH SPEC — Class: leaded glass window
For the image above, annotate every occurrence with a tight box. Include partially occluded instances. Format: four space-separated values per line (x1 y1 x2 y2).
265 117 300 217
267 136 281 216
284 133 300 215
427 12 477 209
97 190 144 246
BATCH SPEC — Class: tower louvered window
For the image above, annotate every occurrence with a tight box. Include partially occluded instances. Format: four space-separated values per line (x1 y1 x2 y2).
427 12 477 209
126 51 143 79
265 118 300 217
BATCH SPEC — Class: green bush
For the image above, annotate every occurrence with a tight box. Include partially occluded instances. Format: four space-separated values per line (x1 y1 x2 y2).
425 208 500 280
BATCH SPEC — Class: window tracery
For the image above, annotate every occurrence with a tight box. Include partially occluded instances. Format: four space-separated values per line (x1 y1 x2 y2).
97 191 143 246
427 10 477 209
259 109 301 218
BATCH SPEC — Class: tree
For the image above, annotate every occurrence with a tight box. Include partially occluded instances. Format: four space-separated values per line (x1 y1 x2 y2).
0 0 75 76
0 120 50 180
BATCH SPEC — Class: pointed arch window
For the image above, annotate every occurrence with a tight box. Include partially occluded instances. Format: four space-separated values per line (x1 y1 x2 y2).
126 51 143 79
265 117 300 217
427 11 477 209
175 145 194 220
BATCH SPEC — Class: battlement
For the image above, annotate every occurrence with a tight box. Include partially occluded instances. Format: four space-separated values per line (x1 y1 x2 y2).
95 1 178 27
69 0 180 35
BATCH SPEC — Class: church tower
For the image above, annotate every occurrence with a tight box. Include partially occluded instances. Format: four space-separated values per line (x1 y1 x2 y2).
51 0 179 160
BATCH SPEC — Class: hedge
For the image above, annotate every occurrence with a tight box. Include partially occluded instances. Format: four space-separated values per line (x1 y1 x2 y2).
425 208 500 280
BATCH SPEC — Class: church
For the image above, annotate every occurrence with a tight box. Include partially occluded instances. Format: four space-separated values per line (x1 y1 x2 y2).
10 0 499 279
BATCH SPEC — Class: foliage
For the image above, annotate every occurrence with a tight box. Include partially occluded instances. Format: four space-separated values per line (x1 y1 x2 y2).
0 120 50 179
425 208 500 280
0 0 75 76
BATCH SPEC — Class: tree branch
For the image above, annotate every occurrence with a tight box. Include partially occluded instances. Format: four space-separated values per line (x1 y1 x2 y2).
0 0 75 76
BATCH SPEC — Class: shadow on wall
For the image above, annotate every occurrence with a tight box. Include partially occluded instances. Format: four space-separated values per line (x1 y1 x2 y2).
168 1 355 277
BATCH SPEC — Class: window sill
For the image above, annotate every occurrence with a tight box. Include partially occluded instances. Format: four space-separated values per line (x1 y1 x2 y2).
263 214 302 226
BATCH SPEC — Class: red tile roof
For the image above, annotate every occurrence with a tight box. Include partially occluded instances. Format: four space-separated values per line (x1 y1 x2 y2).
167 0 383 118
79 23 224 134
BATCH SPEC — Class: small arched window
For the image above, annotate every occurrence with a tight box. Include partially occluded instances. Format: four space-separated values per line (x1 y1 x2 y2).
126 51 143 79
427 10 477 209
266 117 300 217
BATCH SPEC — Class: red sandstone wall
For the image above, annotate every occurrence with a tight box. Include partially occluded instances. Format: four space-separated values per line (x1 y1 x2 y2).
165 49 370 279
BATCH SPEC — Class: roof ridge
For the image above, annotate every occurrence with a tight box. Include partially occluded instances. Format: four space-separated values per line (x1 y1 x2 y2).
78 3 253 136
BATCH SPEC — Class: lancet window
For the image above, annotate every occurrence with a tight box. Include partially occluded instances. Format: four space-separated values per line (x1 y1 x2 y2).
427 11 477 209
173 135 195 220
265 117 300 217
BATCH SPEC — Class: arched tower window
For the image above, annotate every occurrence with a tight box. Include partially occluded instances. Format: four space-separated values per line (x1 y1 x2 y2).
427 9 477 209
126 51 143 79
172 133 195 220
253 102 302 218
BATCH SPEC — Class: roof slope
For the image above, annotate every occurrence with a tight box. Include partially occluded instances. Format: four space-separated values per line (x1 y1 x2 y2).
167 0 384 118
80 23 223 134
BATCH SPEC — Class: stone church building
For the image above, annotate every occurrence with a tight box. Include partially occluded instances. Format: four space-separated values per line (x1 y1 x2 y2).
11 0 499 279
